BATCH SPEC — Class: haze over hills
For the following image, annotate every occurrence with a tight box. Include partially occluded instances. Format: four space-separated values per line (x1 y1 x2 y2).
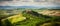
0 6 60 9
0 6 39 9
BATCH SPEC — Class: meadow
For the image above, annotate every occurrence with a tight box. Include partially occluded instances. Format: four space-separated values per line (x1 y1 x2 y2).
0 9 60 26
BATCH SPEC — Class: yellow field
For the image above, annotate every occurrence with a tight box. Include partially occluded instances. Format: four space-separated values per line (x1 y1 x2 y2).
2 13 26 24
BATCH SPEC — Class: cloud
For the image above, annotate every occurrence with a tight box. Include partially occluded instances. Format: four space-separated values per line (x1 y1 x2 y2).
0 0 60 7
0 0 12 1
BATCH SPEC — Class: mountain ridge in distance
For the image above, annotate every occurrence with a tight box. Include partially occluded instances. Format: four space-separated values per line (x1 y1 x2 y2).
0 6 60 9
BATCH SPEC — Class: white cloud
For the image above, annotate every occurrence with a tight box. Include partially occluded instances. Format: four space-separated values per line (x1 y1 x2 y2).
0 0 60 7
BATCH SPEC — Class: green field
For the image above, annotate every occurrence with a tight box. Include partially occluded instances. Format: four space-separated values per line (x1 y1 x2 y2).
0 9 60 26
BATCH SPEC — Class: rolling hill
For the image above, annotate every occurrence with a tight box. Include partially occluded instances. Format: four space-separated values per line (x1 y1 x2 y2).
1 10 60 26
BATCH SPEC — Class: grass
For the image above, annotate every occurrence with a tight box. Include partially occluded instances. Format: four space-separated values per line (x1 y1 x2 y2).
8 14 26 24
1 13 26 26
1 10 60 26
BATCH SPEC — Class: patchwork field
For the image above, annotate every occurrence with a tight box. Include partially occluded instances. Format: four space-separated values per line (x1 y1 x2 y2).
33 10 60 16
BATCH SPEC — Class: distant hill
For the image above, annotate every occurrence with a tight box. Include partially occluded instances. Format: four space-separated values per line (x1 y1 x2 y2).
0 6 39 9
0 6 60 9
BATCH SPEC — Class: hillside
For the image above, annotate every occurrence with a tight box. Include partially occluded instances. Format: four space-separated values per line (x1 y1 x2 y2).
1 10 60 26
33 10 60 16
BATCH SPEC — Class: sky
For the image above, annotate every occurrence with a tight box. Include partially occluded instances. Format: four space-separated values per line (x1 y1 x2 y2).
0 0 60 7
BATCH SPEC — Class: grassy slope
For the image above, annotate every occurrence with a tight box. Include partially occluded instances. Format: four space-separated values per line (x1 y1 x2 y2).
14 11 52 26
33 10 60 16
1 11 49 26
1 13 26 26
1 10 60 26
8 14 26 24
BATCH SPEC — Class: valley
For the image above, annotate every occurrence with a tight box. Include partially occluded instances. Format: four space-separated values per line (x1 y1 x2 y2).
0 9 60 26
